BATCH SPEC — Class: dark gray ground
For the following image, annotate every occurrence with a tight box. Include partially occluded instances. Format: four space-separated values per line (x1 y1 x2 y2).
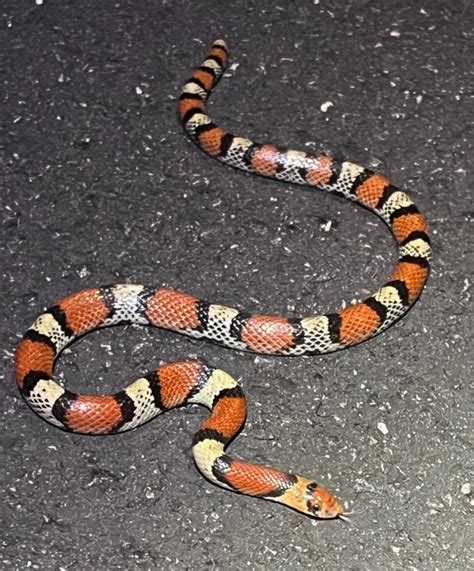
1 1 472 569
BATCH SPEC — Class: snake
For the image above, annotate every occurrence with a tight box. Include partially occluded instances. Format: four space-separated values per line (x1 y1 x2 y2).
14 39 431 520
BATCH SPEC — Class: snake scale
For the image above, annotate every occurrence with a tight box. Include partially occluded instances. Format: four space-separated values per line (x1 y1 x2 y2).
14 40 431 520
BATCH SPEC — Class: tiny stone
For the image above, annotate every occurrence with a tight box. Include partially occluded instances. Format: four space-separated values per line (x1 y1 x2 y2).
377 421 389 435
320 101 334 113
460 482 471 495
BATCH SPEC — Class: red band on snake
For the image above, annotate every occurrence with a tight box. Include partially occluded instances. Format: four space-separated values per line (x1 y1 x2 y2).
14 39 431 520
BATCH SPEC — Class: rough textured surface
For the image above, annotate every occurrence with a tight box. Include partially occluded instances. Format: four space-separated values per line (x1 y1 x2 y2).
1 0 472 569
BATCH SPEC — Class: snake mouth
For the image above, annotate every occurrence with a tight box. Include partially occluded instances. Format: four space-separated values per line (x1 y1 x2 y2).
317 505 345 520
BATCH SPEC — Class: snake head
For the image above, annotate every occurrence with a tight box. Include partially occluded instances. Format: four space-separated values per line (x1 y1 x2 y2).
304 481 344 519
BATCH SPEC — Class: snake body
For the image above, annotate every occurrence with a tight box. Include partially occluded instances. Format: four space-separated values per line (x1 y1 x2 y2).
14 40 431 520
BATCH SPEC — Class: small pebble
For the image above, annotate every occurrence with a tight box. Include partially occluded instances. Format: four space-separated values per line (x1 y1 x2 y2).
377 421 389 435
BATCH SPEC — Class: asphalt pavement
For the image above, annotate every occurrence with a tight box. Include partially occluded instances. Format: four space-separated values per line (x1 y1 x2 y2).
1 1 472 569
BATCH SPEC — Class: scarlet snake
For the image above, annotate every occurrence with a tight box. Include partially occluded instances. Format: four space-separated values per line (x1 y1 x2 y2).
14 40 431 520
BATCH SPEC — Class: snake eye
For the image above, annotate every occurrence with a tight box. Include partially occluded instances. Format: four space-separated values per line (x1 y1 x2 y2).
307 500 321 516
